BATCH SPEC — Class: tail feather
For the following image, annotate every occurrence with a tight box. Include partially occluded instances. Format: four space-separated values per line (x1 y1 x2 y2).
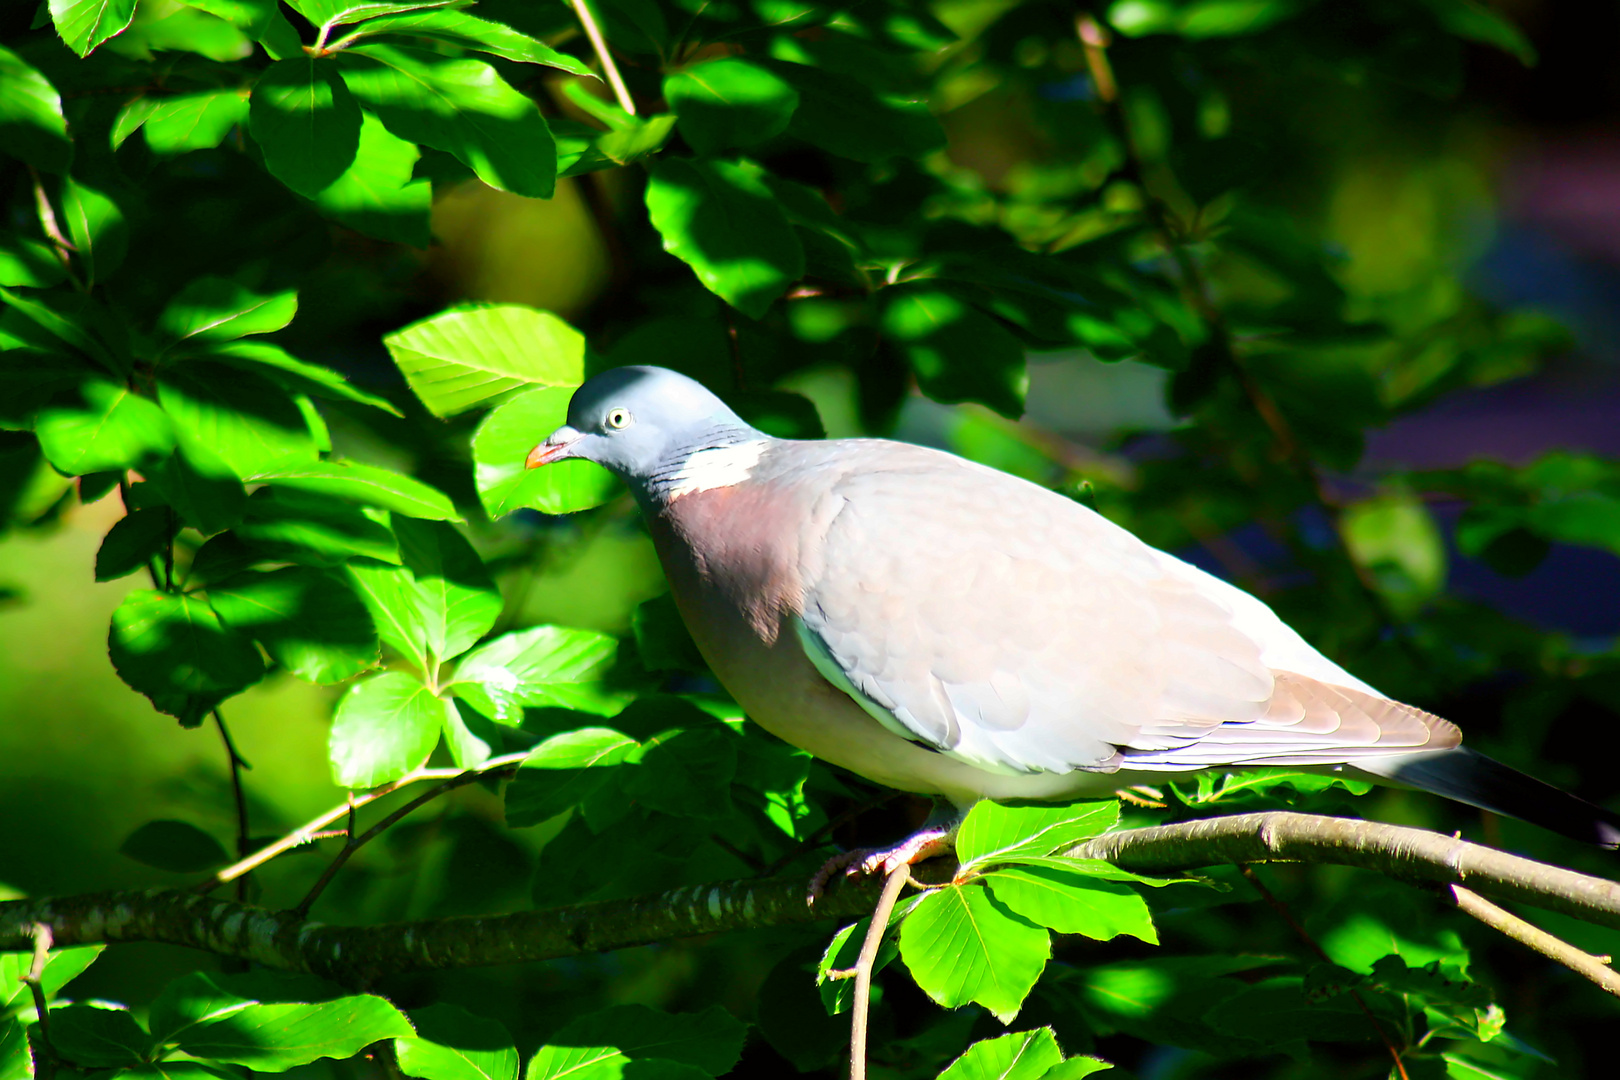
1361 747 1620 849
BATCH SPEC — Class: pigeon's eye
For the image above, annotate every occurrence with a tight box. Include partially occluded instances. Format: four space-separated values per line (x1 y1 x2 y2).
605 407 632 430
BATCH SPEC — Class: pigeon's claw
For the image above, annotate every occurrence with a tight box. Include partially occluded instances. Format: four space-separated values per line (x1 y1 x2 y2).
805 827 954 906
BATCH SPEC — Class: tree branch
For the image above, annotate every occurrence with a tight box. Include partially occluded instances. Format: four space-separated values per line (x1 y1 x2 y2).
572 0 636 116
1447 885 1620 997
8 813 1620 990
1068 812 1620 930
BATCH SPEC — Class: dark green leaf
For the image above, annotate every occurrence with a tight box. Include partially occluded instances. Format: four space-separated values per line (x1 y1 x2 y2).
505 727 639 827
49 1004 150 1067
383 304 585 418
149 443 247 534
157 276 297 346
771 61 943 163
157 363 319 477
49 0 139 56
0 45 72 172
96 506 178 581
471 386 619 517
395 1004 518 1080
545 1004 747 1076
632 593 706 673
108 590 264 720
451 625 620 723
249 57 362 197
339 9 592 74
898 882 1049 1022
249 459 456 521
342 44 555 199
329 671 450 787
313 111 432 246
209 566 380 683
625 726 737 820
118 819 229 872
882 288 1027 418
664 59 798 155
0 1018 27 1080
36 380 175 475
206 340 401 415
644 157 804 319
0 232 67 288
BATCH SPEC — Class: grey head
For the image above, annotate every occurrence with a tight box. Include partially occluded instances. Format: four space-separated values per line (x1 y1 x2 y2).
526 366 765 499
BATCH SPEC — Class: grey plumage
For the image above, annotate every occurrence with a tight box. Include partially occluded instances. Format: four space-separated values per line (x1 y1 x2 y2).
530 365 1620 848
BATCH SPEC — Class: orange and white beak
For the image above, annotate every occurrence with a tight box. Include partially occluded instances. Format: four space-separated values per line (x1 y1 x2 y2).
525 425 583 469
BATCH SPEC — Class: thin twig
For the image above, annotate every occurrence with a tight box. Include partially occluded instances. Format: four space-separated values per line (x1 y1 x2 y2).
571 0 636 116
293 766 514 916
212 710 252 902
198 752 529 891
28 166 76 276
708 833 765 873
1237 864 1411 1080
1448 885 1620 997
847 864 911 1080
25 923 56 1080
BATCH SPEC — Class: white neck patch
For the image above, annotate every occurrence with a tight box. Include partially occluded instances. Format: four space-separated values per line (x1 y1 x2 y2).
663 441 768 501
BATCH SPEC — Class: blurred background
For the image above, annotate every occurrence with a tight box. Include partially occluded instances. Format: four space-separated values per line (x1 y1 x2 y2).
4 0 1620 1074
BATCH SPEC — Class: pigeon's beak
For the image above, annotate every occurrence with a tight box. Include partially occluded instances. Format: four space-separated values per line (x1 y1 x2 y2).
526 425 583 469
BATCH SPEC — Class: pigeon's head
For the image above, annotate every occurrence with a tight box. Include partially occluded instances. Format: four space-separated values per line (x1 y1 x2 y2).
526 366 760 482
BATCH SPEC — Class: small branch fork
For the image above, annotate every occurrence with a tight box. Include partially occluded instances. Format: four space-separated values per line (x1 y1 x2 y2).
827 863 914 1080
24 924 57 1080
197 751 530 894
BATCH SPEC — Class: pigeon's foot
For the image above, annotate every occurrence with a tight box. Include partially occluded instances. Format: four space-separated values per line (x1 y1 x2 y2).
806 827 954 905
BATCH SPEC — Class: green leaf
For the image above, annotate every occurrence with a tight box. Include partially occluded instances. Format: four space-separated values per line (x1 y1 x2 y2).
109 590 265 721
339 9 592 74
118 818 229 872
249 57 362 197
882 288 1027 418
0 232 67 288
149 442 247 534
898 882 1049 1022
451 625 619 723
664 58 798 155
0 1018 28 1080
644 157 804 319
206 340 401 415
546 1004 747 1076
49 1004 151 1067
178 0 278 36
625 726 737 820
396 1004 518 1080
0 286 121 371
249 459 457 521
62 179 128 286
49 0 139 56
0 45 73 172
632 593 706 673
36 380 176 475
505 727 639 827
157 277 297 346
1041 1061 1112 1080
955 800 1120 871
313 110 432 246
157 363 318 477
817 918 899 1016
342 44 555 199
96 506 178 581
329 671 450 787
0 945 104 1009
1419 0 1535 64
139 90 250 154
771 61 943 163
291 0 460 29
209 566 380 683
394 516 502 660
161 973 414 1070
472 386 619 517
936 1028 1062 1080
983 867 1156 943
384 304 585 418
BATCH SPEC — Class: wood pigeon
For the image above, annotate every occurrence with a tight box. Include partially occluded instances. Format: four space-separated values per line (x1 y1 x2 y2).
528 366 1620 872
